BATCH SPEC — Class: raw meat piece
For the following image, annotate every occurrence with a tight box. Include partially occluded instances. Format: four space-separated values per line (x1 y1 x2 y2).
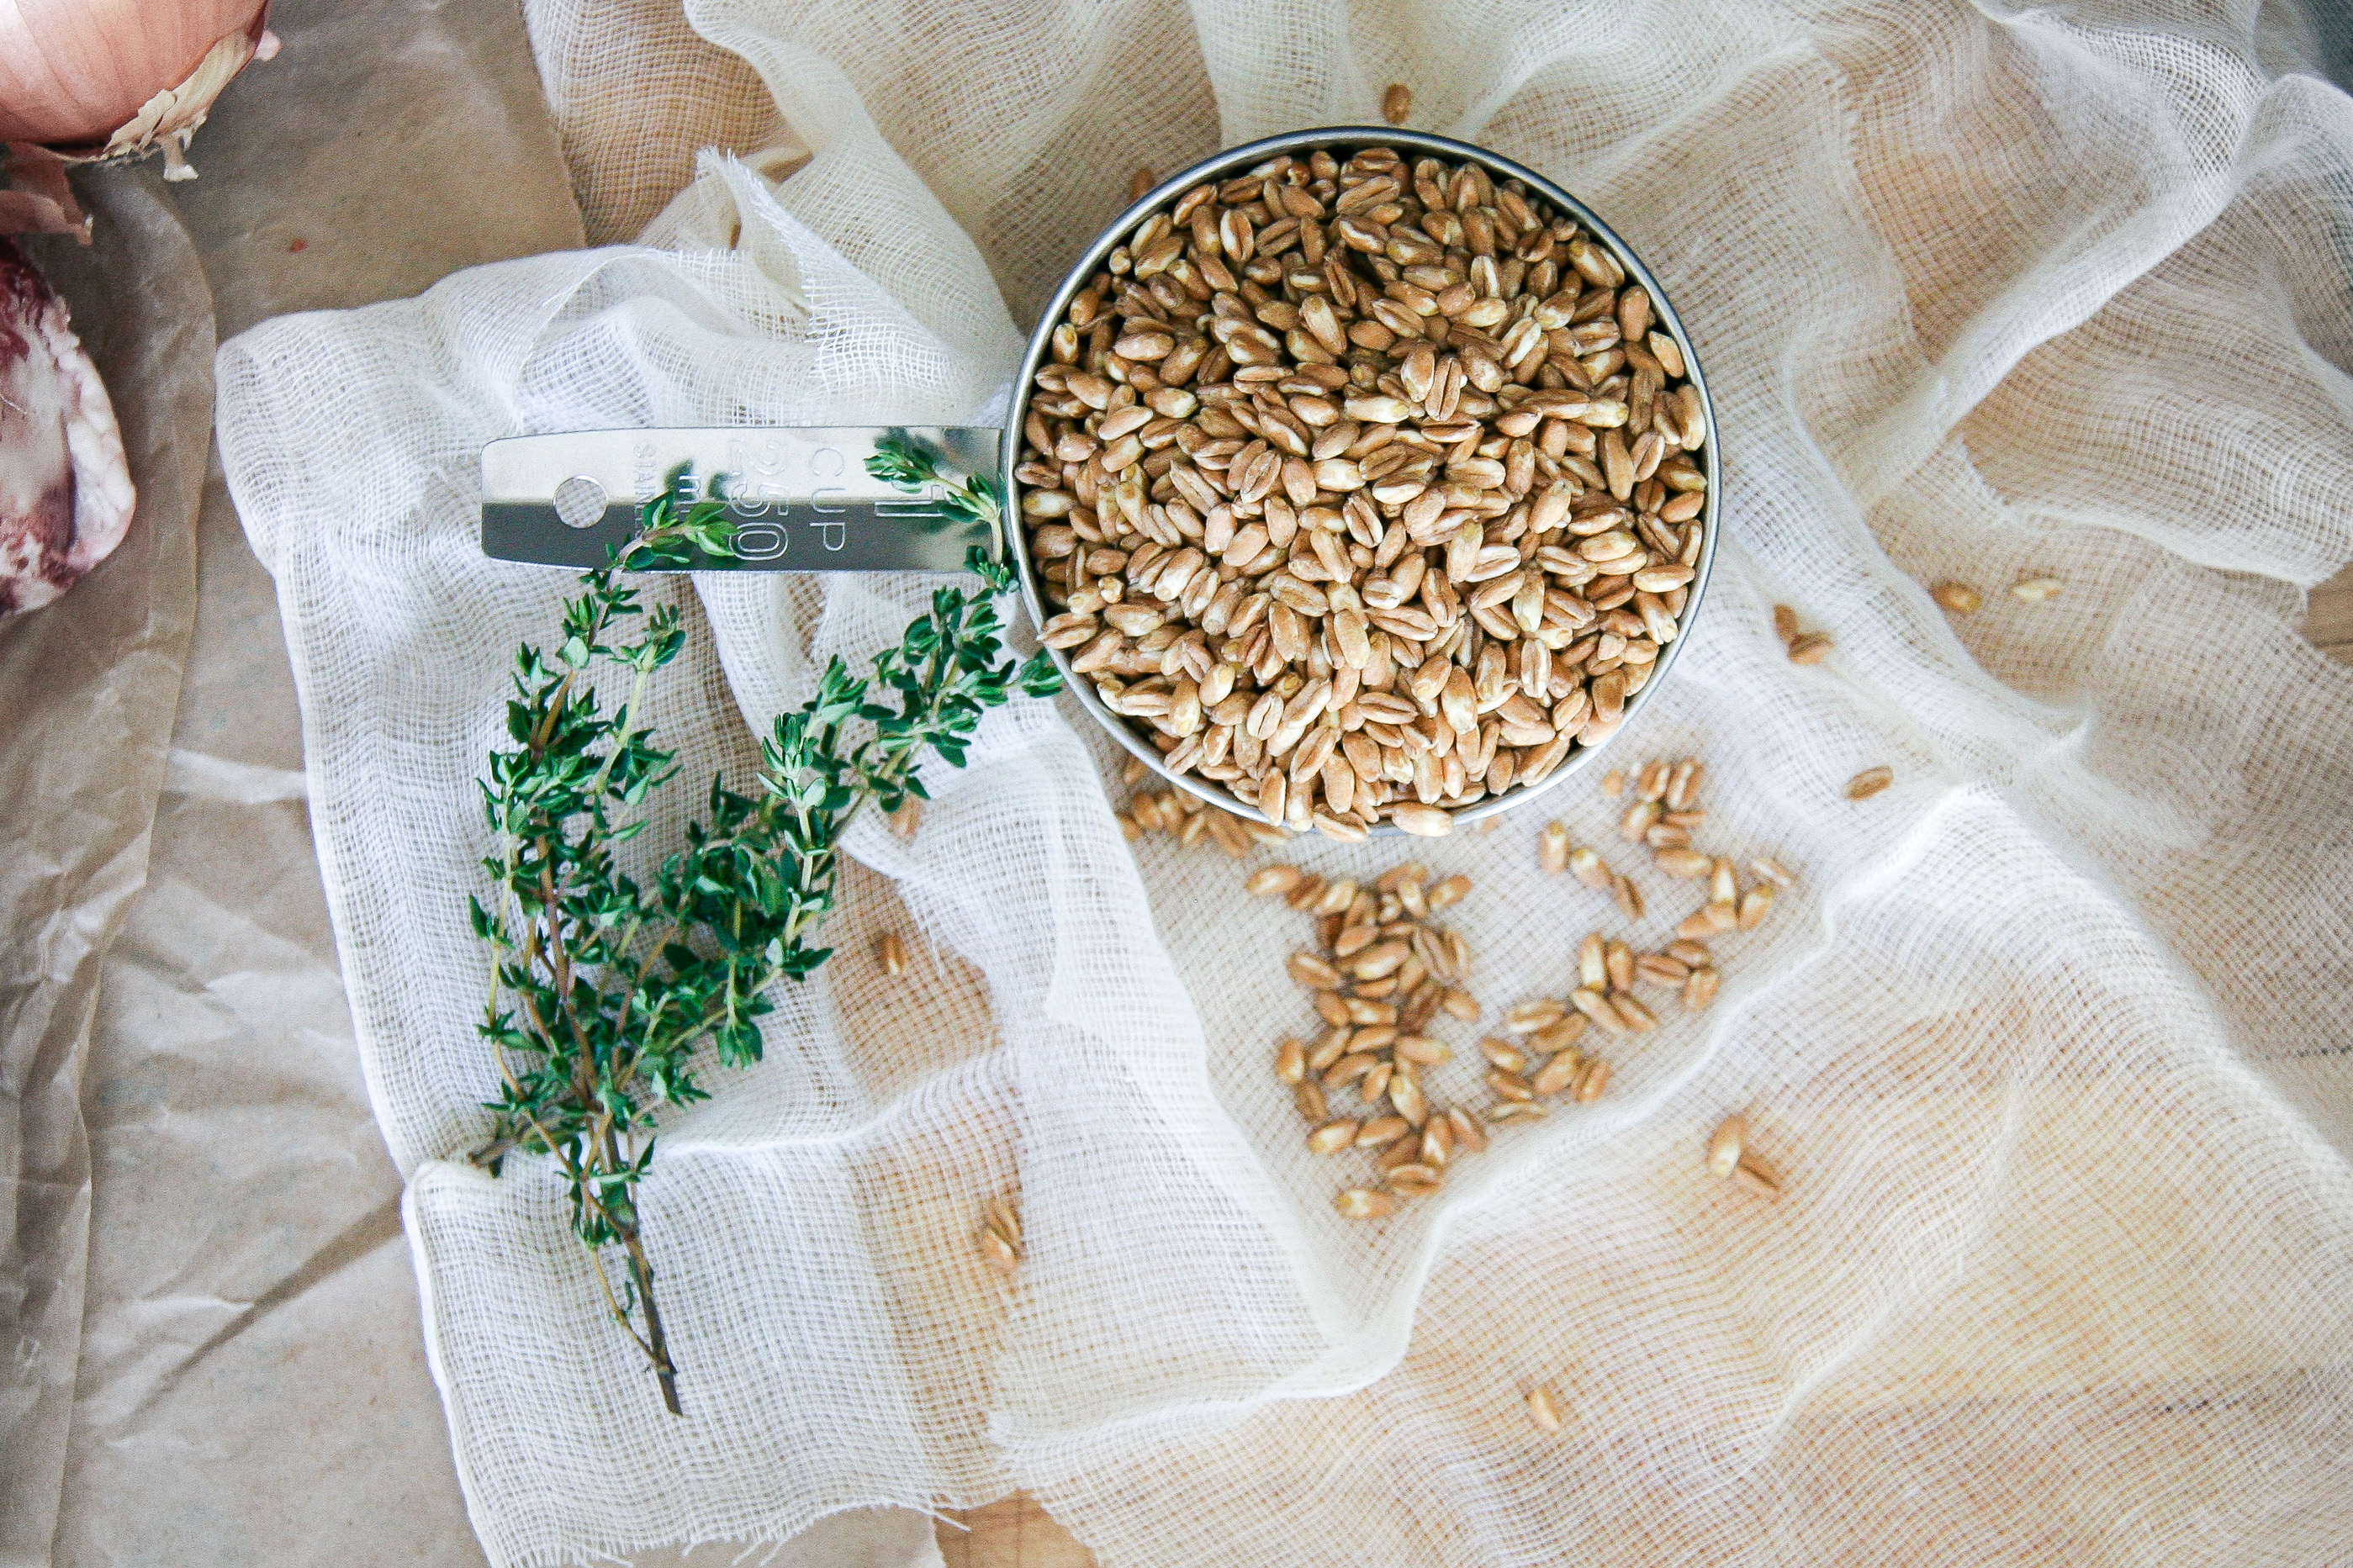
0 237 134 617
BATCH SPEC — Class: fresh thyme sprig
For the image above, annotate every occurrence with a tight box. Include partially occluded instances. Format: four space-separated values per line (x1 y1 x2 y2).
468 437 1060 1414
864 427 1002 534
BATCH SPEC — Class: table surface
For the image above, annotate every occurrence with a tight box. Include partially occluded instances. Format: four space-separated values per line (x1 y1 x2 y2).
2311 565 2353 666
942 1497 1097 1568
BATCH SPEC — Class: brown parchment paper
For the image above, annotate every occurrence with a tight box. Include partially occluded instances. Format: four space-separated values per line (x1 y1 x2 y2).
22 3 947 1564
43 0 573 1562
0 169 213 1568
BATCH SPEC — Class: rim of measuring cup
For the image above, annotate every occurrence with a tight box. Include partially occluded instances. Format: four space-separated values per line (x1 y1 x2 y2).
1003 125 1722 837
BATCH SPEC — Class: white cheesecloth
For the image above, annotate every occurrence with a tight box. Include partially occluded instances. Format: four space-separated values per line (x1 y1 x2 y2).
214 3 2353 1564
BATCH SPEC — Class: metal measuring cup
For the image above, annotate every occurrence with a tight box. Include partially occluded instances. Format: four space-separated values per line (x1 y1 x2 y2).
479 126 1720 834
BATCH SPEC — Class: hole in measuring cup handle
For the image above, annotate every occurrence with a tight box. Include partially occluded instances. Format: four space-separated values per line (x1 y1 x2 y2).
553 475 608 530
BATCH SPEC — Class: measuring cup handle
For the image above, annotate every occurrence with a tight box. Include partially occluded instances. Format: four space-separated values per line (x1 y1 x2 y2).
479 425 1005 573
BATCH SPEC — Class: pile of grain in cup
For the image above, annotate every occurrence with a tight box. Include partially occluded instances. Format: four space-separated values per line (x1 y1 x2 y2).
1015 143 1710 841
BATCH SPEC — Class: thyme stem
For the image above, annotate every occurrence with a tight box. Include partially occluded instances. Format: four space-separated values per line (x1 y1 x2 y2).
467 438 1060 1413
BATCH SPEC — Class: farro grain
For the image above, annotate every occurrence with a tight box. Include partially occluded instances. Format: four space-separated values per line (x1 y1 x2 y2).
1612 873 1645 920
1289 950 1342 988
1636 953 1688 985
1530 1050 1581 1096
1786 631 1834 665
1682 966 1720 1011
1578 932 1608 990
1569 987 1624 1033
1706 1115 1746 1178
1421 1116 1452 1166
1488 1066 1536 1101
1395 1032 1451 1064
1732 1155 1783 1200
1506 998 1565 1035
1526 1387 1564 1432
1571 1057 1610 1102
1309 1120 1359 1154
1539 821 1572 875
1529 1016 1586 1053
1448 1106 1488 1152
978 1225 1020 1273
1276 1037 1306 1084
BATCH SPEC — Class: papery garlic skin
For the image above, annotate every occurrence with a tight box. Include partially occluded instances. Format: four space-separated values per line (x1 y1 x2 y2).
0 0 269 144
0 238 133 617
0 1 274 179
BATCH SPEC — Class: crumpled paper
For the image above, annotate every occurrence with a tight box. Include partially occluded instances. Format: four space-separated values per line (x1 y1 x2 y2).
0 166 210 1568
3 0 942 1563
30 2 559 1561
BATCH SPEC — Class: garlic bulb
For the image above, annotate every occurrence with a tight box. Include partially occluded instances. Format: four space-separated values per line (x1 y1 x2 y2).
0 236 135 617
0 1 277 178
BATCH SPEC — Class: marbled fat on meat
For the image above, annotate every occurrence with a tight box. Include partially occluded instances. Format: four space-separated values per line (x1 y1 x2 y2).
0 238 135 617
